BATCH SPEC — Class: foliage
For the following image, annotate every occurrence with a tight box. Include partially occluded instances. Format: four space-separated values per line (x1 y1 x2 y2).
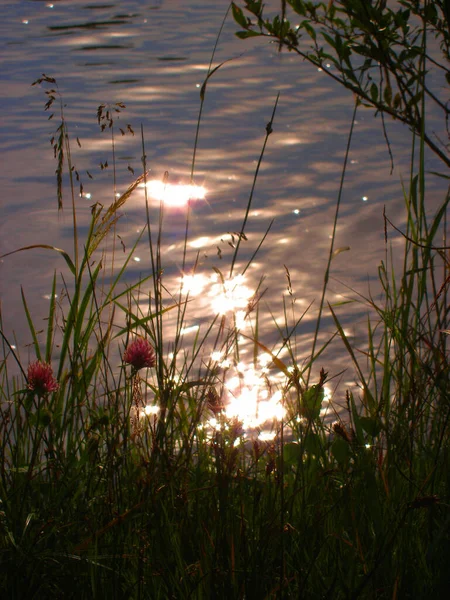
232 0 450 168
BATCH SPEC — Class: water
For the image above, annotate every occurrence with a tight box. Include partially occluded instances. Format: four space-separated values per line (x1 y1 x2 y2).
1 0 447 428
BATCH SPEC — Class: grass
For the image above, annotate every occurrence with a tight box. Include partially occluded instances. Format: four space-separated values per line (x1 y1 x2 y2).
0 34 449 600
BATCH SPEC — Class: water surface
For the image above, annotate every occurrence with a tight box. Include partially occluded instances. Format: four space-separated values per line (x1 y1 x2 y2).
1 0 447 424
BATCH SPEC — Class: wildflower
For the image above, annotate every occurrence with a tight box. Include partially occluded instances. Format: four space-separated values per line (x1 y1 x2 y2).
123 338 156 371
27 360 59 395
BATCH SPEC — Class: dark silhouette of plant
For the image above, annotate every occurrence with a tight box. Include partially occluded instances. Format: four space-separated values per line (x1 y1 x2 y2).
232 0 450 168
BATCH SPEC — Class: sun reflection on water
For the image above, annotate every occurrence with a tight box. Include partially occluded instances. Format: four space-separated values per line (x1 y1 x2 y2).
126 188 334 441
144 180 206 207
205 350 289 441
176 271 287 438
179 272 254 330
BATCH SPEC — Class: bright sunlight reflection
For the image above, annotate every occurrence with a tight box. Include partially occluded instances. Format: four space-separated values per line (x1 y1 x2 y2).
177 272 286 437
209 274 253 317
180 272 254 328
145 180 206 207
207 352 286 440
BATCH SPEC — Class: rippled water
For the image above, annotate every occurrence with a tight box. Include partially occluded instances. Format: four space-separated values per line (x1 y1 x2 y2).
1 0 447 423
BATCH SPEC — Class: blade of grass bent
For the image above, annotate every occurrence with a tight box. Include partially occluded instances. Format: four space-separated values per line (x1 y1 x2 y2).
1 245 76 276
20 287 42 361
328 301 376 412
307 98 358 386
45 273 57 363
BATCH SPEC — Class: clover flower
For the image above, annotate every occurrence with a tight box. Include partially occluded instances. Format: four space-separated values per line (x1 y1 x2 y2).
27 360 59 395
123 338 156 371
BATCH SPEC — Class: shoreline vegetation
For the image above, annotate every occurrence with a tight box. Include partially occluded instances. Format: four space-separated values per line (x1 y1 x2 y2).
1 1 449 597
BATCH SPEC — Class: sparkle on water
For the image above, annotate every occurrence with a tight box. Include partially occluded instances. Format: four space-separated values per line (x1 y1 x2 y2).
144 180 206 207
143 404 160 417
144 270 292 439
175 271 336 439
180 272 254 331
206 349 333 440
128 179 330 439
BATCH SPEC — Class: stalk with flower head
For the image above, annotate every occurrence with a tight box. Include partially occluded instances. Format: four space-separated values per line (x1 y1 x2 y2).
123 338 156 372
123 337 156 435
27 360 59 397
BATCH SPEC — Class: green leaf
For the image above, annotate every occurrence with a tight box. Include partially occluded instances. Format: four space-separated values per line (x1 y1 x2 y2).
423 2 437 22
1 244 76 276
302 385 324 420
45 273 57 363
291 0 306 17
384 83 392 106
322 32 336 49
246 0 262 17
302 21 316 41
21 287 41 361
360 416 382 437
283 442 302 466
328 303 376 412
37 409 52 427
200 57 237 102
332 437 350 466
370 82 378 103
236 30 260 39
393 92 402 109
349 391 364 446
304 432 322 456
232 3 247 29
73 262 103 347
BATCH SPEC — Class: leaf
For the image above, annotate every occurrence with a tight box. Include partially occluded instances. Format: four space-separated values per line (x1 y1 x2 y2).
232 3 247 29
21 287 42 361
303 432 322 456
332 246 350 259
291 0 306 17
302 21 316 41
112 301 182 339
383 83 392 106
45 273 57 362
236 30 260 39
328 302 376 412
332 437 350 465
370 82 378 103
348 391 364 446
283 442 302 466
428 171 450 180
1 244 76 276
360 416 382 437
302 385 324 420
200 57 237 102
246 0 262 16
423 2 437 22
322 32 336 49
393 92 401 109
